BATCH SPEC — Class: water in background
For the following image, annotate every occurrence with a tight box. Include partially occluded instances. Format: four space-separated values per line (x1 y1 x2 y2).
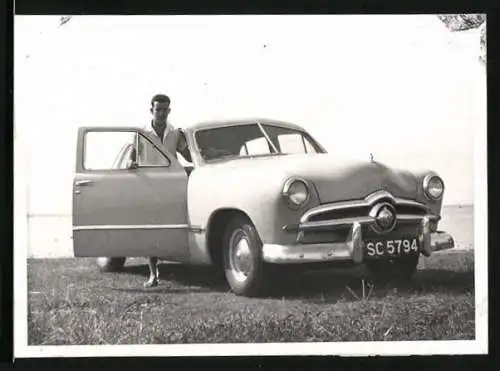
438 204 474 250
25 205 474 258
27 214 73 258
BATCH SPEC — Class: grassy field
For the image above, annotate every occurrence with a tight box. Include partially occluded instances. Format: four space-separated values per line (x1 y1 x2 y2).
28 249 475 345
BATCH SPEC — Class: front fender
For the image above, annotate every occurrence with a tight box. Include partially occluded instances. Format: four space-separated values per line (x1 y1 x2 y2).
187 166 320 245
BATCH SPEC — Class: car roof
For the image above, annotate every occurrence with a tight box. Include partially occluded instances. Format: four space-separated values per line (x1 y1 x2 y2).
184 117 305 132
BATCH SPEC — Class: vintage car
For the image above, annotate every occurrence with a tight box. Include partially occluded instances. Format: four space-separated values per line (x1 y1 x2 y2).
72 118 455 296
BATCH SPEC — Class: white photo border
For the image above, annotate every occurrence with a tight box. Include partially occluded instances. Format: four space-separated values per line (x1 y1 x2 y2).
13 14 489 358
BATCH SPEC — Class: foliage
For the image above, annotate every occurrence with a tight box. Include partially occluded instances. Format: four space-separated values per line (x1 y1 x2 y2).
437 14 485 31
438 14 486 65
59 16 72 27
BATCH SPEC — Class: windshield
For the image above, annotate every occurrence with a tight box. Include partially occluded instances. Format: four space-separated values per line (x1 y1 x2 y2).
195 123 325 162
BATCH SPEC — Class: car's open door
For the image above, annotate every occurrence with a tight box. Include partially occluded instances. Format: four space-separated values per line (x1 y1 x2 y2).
72 126 189 261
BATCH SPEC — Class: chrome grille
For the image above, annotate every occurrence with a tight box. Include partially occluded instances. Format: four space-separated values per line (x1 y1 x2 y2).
284 191 440 243
301 193 431 226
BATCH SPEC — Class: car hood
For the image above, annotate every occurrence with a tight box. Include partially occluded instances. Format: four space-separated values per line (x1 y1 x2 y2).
205 153 427 204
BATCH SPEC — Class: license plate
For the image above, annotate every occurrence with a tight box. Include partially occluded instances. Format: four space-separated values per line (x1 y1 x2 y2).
364 237 419 258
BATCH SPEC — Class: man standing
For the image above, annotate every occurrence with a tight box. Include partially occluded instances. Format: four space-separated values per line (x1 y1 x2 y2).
141 93 186 288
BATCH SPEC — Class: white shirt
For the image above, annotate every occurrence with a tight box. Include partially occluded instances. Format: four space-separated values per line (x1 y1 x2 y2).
140 122 190 166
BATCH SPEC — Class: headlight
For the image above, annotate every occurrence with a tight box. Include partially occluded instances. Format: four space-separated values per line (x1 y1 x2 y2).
423 174 444 200
282 177 310 208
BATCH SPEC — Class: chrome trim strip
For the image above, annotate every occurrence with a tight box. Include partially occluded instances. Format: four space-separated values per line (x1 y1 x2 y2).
189 226 206 233
365 190 397 205
397 214 440 223
396 199 431 209
285 214 438 232
299 201 366 222
300 191 432 223
300 216 374 230
73 224 190 231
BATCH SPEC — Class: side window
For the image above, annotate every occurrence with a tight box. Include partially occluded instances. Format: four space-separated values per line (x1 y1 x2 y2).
137 134 170 167
278 133 307 154
84 131 137 170
242 137 271 155
304 138 316 153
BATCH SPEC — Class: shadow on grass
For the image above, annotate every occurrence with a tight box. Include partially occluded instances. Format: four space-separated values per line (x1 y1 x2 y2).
117 263 229 293
113 254 474 300
270 267 474 303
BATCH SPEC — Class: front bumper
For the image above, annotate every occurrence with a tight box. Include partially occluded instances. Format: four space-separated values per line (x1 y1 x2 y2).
262 223 455 264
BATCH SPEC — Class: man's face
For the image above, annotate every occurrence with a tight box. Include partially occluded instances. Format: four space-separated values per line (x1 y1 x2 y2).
151 101 170 126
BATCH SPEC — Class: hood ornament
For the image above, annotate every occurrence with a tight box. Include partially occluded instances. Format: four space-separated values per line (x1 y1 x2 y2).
370 153 374 162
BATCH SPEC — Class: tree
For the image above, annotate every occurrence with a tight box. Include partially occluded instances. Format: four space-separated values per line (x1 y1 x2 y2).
59 16 72 27
437 14 486 65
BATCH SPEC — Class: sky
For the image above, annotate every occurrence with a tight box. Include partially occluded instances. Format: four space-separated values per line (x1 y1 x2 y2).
14 15 486 214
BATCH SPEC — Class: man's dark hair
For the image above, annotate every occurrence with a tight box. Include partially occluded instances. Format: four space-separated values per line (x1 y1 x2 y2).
151 94 170 107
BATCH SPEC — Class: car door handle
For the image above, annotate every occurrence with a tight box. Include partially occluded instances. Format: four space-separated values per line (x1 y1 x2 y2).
75 180 94 187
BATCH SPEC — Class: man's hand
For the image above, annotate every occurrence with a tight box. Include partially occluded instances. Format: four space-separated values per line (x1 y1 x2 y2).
176 130 192 162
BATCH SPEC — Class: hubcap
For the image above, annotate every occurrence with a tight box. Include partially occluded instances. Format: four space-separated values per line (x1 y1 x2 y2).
228 230 253 283
97 257 110 267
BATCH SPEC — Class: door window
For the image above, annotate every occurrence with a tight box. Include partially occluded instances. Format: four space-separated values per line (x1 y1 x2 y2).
84 131 137 170
83 131 170 171
303 138 316 153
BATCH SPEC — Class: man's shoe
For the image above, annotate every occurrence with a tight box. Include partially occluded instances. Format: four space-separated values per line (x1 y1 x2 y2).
143 277 159 288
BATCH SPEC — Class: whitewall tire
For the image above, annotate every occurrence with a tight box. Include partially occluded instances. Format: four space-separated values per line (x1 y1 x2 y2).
222 214 270 297
96 257 126 272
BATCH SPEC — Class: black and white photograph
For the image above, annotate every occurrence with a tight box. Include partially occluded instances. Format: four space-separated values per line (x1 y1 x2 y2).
13 14 488 357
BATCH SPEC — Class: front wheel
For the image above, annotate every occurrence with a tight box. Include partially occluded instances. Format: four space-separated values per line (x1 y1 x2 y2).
222 215 270 297
365 254 419 282
96 257 126 272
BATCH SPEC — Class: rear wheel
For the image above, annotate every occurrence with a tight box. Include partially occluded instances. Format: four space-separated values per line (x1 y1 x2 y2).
222 214 270 297
97 257 126 272
365 254 419 282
